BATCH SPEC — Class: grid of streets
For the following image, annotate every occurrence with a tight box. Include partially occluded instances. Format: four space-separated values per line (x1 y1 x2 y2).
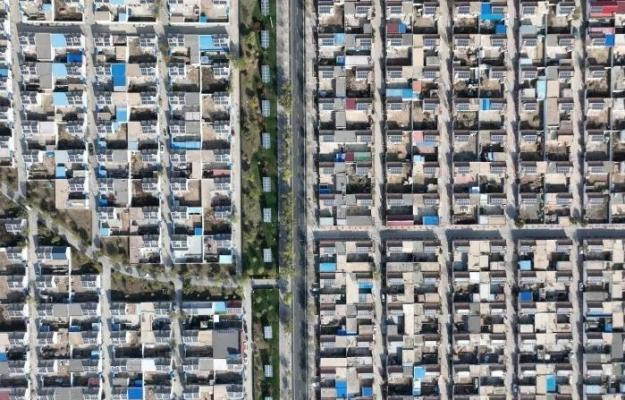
308 0 625 400
3 0 625 399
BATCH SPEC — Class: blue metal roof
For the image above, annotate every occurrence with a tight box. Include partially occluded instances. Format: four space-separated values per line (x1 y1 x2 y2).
606 34 615 47
481 3 504 21
386 88 413 99
414 366 426 379
213 301 227 313
537 80 547 100
546 375 557 393
111 63 127 89
116 107 128 123
52 92 69 106
358 281 373 290
52 63 67 77
128 387 143 400
481 98 491 111
422 215 439 225
519 291 533 303
67 51 82 63
55 165 66 178
336 380 347 398
219 254 233 264
199 35 214 50
50 34 67 48
518 260 532 270
319 262 336 272
171 140 201 150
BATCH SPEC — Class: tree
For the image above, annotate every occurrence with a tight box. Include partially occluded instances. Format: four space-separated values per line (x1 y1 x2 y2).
278 82 292 110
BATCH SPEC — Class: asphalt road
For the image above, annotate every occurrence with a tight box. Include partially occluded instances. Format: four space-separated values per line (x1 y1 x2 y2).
289 0 307 398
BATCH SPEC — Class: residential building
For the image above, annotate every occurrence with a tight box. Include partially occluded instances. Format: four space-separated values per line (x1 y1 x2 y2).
317 0 375 226
517 239 574 398
452 1 509 225
581 239 625 399
317 239 376 399
385 239 441 397
181 300 245 399
94 32 162 264
451 239 507 398
384 1 442 226
167 33 234 265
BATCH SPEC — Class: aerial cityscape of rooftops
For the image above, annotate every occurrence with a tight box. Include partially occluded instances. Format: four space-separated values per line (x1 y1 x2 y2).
0 0 623 399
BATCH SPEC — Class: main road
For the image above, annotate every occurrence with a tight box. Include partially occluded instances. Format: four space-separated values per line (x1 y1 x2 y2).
289 0 307 399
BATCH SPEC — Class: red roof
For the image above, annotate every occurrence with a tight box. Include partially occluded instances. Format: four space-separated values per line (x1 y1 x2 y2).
387 219 414 226
345 152 354 162
212 169 230 176
412 131 424 143
387 22 400 34
345 98 357 110
412 80 422 93
589 26 615 33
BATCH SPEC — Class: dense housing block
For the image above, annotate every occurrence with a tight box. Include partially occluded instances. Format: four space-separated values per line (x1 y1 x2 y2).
316 239 377 399
384 2 442 226
385 239 441 398
317 0 375 226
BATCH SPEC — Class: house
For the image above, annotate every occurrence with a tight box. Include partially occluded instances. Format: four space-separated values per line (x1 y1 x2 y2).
385 239 441 397
517 239 574 397
317 240 376 399
451 240 507 397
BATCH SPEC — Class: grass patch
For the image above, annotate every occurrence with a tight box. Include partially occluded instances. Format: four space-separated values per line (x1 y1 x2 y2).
252 288 280 400
72 249 102 274
100 237 130 263
37 220 69 247
0 168 18 193
182 281 243 300
0 194 26 218
239 0 279 278
111 272 174 302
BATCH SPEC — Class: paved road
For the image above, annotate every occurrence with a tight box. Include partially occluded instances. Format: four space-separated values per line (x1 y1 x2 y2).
26 212 39 398
80 17 113 400
289 0 308 399
99 259 114 400
8 0 27 196
82 1 100 254
154 7 176 270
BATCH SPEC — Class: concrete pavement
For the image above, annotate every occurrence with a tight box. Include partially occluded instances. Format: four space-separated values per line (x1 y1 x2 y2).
370 0 386 396
287 0 309 399
8 0 27 197
276 0 293 395
303 0 319 397
435 3 454 395
99 259 114 400
26 212 39 398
